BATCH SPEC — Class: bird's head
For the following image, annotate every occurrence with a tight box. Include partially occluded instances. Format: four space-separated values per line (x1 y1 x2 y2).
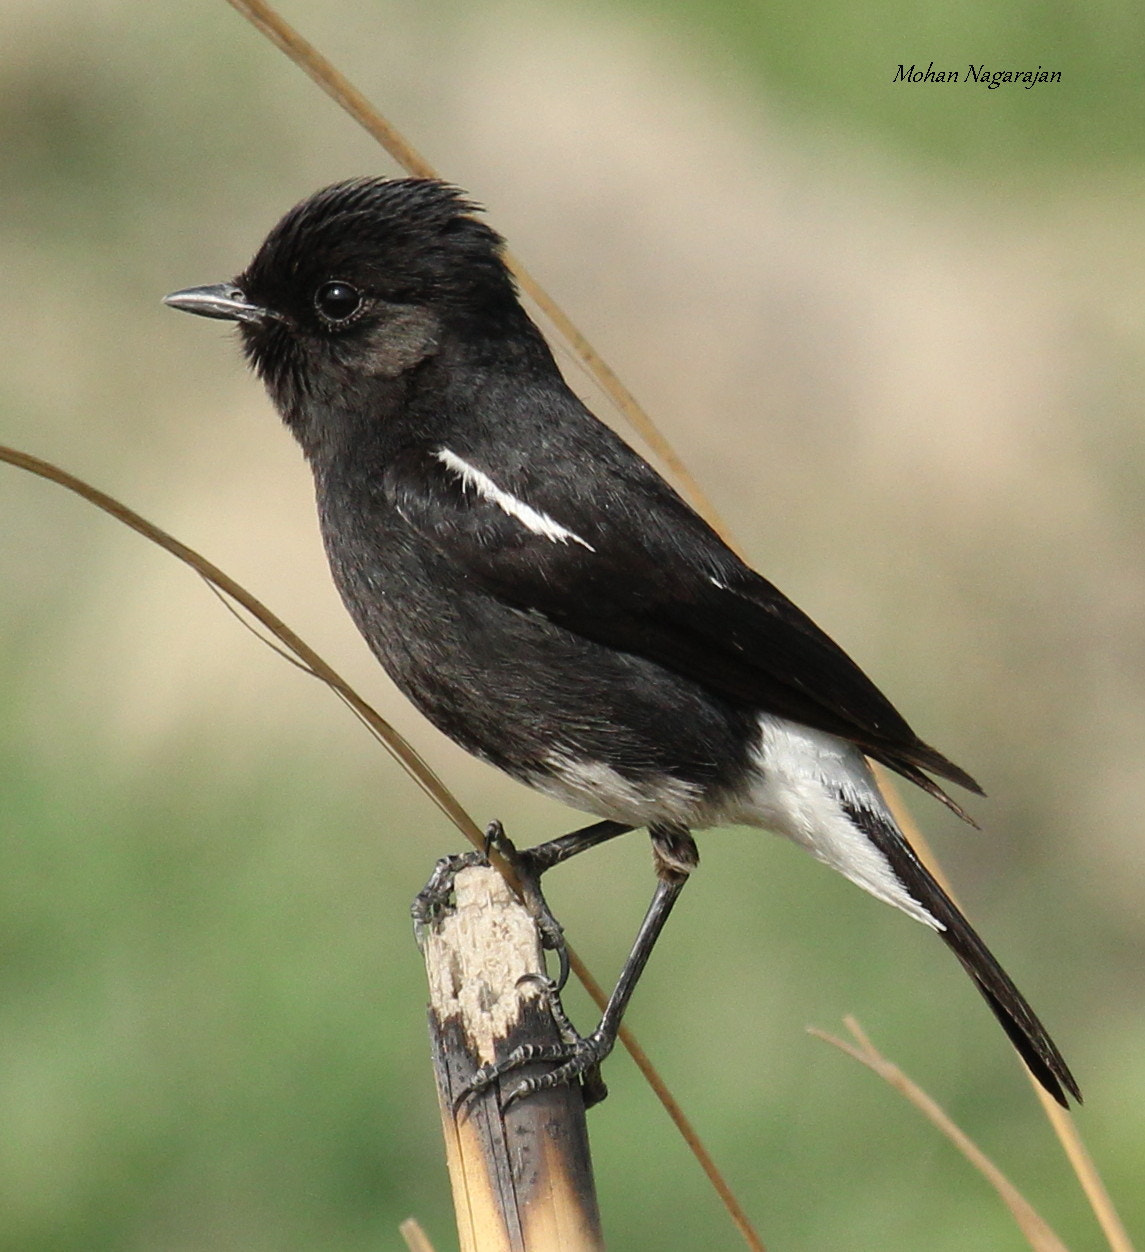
165 177 521 434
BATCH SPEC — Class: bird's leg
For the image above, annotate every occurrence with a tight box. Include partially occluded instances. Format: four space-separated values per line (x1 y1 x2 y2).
510 818 636 874
463 823 698 1110
486 818 634 991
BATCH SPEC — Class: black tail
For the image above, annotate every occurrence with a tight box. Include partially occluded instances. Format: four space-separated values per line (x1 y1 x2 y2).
843 800 1081 1106
867 739 985 828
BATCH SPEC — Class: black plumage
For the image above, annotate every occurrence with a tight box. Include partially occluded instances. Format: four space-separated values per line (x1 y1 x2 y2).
165 176 1079 1107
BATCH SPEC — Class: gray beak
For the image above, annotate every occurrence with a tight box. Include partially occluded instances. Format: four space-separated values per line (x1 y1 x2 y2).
163 283 273 324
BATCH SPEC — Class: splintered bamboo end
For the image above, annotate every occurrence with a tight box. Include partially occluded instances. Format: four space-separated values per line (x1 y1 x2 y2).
420 865 604 1252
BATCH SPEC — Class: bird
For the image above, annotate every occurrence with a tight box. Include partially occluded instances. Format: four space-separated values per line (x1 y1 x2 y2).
165 176 1079 1108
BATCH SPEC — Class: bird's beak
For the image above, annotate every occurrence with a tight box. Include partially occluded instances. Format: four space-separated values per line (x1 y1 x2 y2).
163 283 275 325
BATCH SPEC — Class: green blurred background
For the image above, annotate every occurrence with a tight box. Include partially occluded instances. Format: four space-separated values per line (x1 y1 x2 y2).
2 1 1143 1248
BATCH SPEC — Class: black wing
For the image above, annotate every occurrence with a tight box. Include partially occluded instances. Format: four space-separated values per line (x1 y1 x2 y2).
385 440 982 816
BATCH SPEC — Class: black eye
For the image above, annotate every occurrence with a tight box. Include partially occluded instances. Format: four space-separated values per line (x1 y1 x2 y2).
314 281 363 323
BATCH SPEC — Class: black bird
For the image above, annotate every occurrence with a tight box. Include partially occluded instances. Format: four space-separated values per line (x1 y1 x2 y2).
165 177 1079 1107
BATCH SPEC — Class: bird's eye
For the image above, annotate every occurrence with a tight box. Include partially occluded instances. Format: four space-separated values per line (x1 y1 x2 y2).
314 281 363 323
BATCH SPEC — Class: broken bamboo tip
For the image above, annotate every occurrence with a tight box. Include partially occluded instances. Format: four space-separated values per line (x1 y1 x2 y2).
418 864 605 1252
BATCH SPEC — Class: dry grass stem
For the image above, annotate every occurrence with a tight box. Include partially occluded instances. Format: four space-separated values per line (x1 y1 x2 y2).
871 765 1134 1252
1034 1089 1136 1252
399 1218 439 1252
0 444 481 844
811 1017 1070 1252
567 952 767 1252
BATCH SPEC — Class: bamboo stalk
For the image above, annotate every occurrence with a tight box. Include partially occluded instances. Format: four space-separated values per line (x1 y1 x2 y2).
418 866 604 1252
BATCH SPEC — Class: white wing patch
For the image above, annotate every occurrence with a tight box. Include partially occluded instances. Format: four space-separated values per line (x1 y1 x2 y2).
436 448 595 551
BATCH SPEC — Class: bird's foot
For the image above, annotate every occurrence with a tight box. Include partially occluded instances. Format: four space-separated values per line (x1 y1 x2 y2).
460 978 613 1111
410 846 490 928
411 823 569 987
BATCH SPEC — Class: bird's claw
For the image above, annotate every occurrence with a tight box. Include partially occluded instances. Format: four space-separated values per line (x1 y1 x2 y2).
410 819 519 928
453 975 612 1111
410 846 490 929
458 1031 611 1113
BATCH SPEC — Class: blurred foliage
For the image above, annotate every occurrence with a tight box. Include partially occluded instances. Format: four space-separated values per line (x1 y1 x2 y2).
621 0 1145 169
1 1 1142 1250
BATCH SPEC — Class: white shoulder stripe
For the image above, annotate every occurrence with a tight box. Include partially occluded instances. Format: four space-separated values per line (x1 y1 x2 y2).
436 448 596 551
